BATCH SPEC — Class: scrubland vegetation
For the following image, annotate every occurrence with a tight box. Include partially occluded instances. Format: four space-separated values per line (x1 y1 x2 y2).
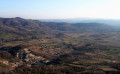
0 17 120 74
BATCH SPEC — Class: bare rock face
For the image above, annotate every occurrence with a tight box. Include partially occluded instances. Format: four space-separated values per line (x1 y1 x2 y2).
16 48 45 63
0 60 9 65
0 45 49 66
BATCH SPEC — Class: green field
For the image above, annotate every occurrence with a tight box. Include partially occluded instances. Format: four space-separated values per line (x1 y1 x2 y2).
104 49 120 55
0 34 13 39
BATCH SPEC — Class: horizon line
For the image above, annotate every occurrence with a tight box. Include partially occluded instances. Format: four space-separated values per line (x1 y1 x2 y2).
1 16 120 20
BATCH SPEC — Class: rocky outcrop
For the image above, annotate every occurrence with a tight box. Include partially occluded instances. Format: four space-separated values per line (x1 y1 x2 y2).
0 60 9 65
16 48 46 63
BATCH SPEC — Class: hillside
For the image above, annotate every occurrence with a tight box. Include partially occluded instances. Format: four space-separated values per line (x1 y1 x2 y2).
0 17 120 74
0 17 113 44
0 17 114 40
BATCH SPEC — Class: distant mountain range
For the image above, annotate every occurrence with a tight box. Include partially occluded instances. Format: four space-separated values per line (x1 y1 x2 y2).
39 18 120 26
0 17 119 42
0 17 114 34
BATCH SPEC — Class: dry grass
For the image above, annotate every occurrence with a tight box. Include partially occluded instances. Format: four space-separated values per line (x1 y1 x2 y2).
100 66 118 71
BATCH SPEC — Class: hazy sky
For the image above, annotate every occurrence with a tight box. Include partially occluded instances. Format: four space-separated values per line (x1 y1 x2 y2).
0 0 120 19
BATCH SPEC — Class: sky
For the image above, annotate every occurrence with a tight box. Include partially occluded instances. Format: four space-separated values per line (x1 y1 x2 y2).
0 0 120 19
